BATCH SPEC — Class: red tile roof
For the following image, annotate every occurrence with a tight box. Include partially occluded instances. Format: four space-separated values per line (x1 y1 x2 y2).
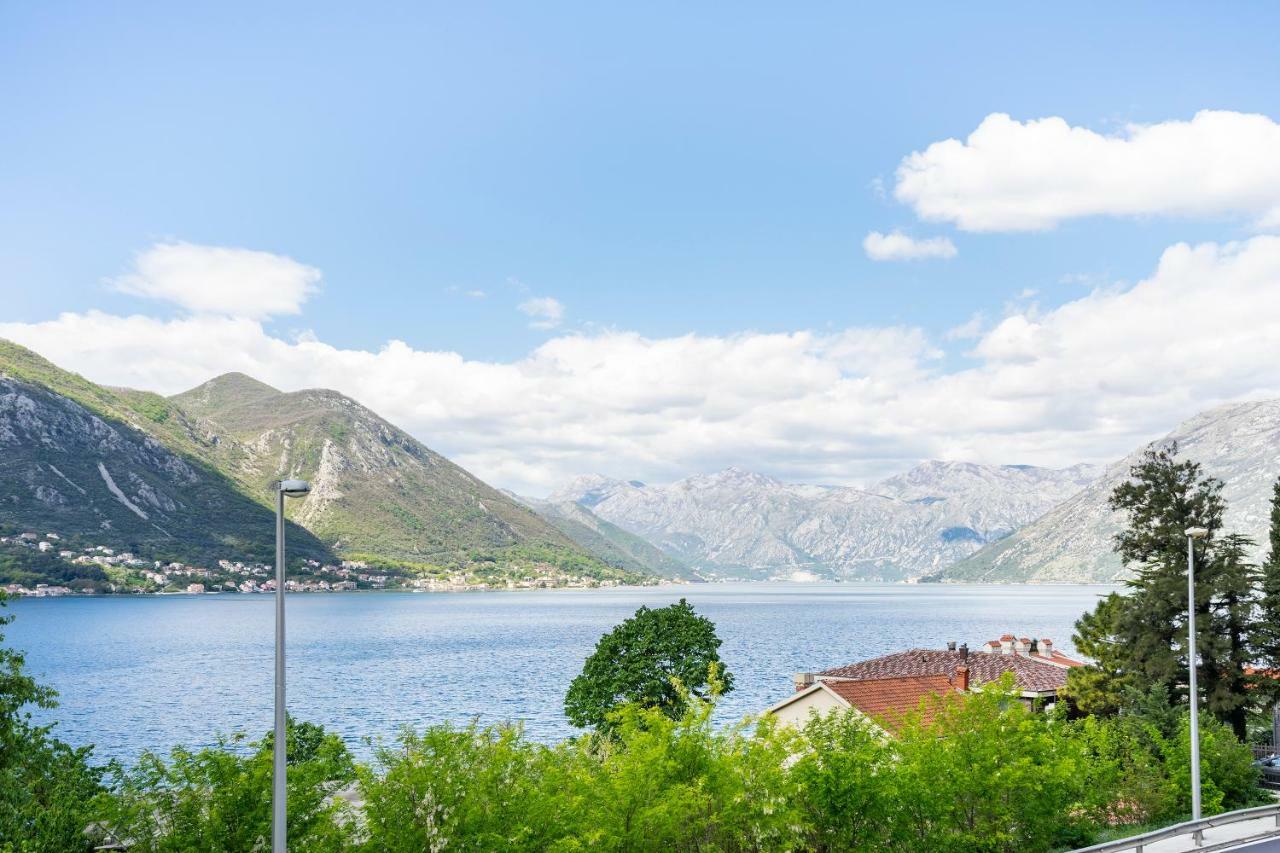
824 674 959 732
816 649 1069 694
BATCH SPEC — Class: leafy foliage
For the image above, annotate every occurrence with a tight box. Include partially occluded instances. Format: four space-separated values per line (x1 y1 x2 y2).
564 599 733 731
0 592 103 851
93 718 358 852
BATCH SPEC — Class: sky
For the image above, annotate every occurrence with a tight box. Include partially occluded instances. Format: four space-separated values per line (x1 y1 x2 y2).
3 3 1280 495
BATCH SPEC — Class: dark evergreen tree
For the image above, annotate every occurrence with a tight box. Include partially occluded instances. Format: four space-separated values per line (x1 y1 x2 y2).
1255 479 1280 705
1108 443 1225 699
1067 444 1262 738
1198 533 1259 739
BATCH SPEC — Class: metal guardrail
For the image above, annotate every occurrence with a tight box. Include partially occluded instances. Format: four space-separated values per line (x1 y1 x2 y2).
1073 803 1280 852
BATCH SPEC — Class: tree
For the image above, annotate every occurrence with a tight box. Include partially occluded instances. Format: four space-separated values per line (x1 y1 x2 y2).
1109 444 1226 697
1256 479 1280 706
564 599 733 731
0 592 104 851
1066 445 1262 738
1063 592 1137 716
94 718 357 851
1197 533 1258 739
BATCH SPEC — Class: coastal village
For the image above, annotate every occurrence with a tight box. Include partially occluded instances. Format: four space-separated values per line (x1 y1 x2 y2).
0 529 638 597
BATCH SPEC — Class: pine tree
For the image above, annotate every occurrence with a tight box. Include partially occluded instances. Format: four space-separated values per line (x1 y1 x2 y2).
1066 445 1264 739
1107 443 1225 699
1255 479 1280 705
1198 533 1258 740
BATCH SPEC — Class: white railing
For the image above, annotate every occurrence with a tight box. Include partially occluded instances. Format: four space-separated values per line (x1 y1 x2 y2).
1073 803 1280 852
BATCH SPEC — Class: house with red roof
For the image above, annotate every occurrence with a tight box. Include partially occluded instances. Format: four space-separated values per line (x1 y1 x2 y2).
766 633 1083 733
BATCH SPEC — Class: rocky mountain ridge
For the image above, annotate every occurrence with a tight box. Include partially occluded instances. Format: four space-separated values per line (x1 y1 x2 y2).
946 399 1280 583
550 462 1101 580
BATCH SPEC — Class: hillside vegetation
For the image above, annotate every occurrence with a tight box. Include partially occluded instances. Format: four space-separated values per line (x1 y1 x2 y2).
0 340 649 585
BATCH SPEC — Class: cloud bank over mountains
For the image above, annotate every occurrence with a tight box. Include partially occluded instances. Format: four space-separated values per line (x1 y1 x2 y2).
6 234 1280 495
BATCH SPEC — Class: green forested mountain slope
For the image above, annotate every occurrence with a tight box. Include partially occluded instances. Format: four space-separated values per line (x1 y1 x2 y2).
169 372 630 574
0 340 649 583
0 340 329 564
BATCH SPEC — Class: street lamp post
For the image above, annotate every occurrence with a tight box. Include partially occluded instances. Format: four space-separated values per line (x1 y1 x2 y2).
1185 525 1209 841
274 479 311 853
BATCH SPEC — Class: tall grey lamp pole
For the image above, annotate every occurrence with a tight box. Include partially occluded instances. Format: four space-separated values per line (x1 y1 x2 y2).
1185 525 1209 836
274 479 311 853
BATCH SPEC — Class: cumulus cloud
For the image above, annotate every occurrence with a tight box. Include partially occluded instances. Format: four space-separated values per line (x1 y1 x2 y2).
110 241 320 318
518 296 565 329
895 110 1280 232
863 230 957 261
6 237 1280 495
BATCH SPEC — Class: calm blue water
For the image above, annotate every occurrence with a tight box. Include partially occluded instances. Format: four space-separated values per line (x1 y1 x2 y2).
5 583 1113 764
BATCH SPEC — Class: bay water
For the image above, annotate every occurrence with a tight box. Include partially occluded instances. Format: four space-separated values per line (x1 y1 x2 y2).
6 582 1113 764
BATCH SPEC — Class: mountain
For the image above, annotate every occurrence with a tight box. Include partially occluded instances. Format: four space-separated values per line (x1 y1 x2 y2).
0 339 648 585
548 463 1100 580
0 339 330 564
946 400 1280 583
508 493 695 580
169 373 623 572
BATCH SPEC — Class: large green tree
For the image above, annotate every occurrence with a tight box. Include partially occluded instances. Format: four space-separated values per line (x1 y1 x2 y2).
1065 445 1261 738
564 598 733 731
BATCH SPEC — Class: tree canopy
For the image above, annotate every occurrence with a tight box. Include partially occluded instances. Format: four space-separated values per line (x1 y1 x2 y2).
564 598 733 731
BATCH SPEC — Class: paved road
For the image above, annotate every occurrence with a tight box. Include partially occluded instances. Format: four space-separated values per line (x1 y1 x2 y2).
1228 838 1280 851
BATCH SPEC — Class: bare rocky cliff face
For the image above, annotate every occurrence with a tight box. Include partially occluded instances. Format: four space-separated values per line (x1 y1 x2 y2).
948 399 1280 583
549 462 1100 580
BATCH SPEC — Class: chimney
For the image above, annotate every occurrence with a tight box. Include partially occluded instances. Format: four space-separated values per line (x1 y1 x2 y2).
959 643 969 662
955 664 970 692
793 672 815 693
946 640 957 651
1039 638 1053 657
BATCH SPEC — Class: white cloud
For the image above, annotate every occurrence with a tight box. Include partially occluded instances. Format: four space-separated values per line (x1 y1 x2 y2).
863 230 957 261
518 296 565 329
110 241 320 319
5 237 1280 495
895 110 1280 232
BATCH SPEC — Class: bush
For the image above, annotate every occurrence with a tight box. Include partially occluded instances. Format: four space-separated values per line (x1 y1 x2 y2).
0 593 104 852
93 719 358 852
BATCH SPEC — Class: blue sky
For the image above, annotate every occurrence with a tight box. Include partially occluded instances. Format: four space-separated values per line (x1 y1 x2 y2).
4 3 1280 492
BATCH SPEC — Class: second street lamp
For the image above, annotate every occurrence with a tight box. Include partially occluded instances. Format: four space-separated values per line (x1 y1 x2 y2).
1185 524 1209 841
274 478 311 853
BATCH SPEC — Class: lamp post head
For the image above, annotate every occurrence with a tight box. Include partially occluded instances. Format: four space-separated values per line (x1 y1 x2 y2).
277 479 311 498
1185 526 1209 539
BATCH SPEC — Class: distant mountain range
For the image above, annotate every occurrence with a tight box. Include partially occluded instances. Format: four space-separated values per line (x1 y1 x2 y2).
548 462 1101 580
946 400 1280 583
507 494 694 579
0 340 643 584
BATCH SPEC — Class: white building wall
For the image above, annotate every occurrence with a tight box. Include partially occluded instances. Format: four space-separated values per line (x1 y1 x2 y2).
770 687 847 727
